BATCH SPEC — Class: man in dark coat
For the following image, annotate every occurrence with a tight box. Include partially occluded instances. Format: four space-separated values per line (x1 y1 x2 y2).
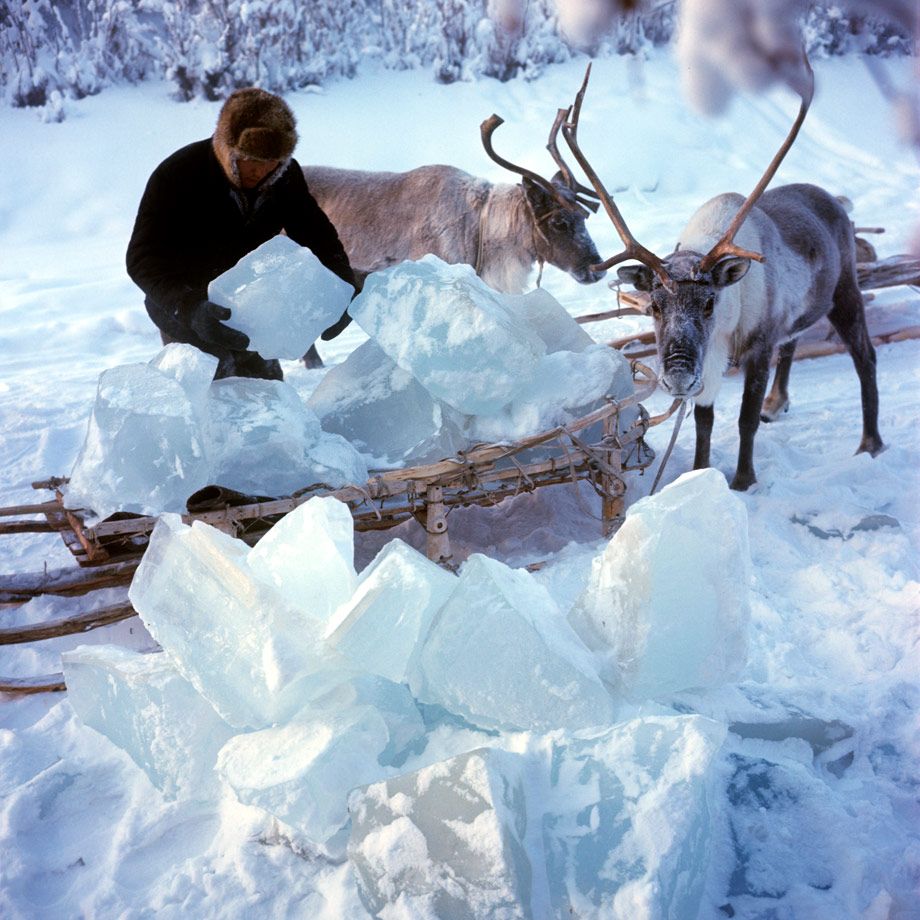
126 86 355 380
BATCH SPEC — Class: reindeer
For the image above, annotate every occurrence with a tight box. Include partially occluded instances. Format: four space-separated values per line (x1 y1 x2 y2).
560 62 883 491
302 111 606 297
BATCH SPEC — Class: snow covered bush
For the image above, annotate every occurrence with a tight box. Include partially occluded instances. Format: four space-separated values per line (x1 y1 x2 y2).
1 0 913 113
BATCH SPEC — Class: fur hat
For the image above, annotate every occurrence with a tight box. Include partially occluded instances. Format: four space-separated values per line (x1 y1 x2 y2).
213 87 297 182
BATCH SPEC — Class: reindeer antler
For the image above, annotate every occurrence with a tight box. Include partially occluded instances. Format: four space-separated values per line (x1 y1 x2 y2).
699 52 815 273
560 63 675 291
547 108 600 213
480 113 592 217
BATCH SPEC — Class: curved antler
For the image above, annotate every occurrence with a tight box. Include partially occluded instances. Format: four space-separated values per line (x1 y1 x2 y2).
547 108 600 213
699 52 815 273
560 63 675 291
481 114 591 216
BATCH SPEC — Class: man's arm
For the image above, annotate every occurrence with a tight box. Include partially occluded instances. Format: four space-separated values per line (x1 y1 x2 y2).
126 163 207 313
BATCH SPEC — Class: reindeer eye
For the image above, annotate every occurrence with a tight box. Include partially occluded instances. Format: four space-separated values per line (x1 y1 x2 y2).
549 215 569 231
703 297 714 318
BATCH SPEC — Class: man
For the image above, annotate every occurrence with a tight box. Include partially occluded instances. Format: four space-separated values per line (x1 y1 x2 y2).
126 87 354 380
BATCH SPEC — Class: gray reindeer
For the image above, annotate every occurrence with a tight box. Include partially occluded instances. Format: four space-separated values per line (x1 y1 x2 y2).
562 61 882 491
302 110 606 296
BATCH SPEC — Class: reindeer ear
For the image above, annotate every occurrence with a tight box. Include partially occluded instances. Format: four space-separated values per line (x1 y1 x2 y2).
711 256 751 287
617 264 655 292
522 176 554 211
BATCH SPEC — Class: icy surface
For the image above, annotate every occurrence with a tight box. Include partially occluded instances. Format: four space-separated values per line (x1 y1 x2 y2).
350 256 546 415
65 352 214 518
218 705 392 845
62 645 233 801
470 342 633 443
218 671 424 844
206 377 367 496
308 339 469 468
324 538 458 683
127 514 340 729
208 235 353 360
542 715 726 918
504 288 595 355
409 553 615 732
349 747 532 919
337 272 636 450
569 468 751 698
248 496 357 623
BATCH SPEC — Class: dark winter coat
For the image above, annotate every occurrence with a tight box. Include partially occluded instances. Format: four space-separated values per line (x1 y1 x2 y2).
126 138 356 330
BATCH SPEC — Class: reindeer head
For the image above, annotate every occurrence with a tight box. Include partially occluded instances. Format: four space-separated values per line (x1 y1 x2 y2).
619 253 751 396
558 60 813 396
481 112 606 285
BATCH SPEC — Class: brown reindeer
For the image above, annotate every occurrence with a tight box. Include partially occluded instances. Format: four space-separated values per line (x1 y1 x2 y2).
302 111 606 297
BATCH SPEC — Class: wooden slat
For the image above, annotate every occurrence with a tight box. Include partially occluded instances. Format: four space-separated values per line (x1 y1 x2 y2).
857 255 920 291
0 601 136 645
0 559 140 605
0 673 66 694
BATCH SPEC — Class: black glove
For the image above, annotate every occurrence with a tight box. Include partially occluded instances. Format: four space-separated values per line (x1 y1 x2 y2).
320 309 352 341
189 300 250 351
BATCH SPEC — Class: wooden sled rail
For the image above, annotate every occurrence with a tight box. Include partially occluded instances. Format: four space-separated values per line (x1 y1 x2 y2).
0 601 135 646
0 673 67 695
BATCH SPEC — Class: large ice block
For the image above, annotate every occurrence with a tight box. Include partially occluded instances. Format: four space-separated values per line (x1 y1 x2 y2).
308 339 469 468
350 256 546 415
504 288 595 354
349 747 533 919
470 343 631 443
568 468 751 699
207 235 353 360
149 342 218 409
205 377 367 496
248 496 357 624
65 353 214 518
409 554 614 732
128 513 341 729
62 645 233 801
324 538 457 683
217 704 394 844
542 715 726 918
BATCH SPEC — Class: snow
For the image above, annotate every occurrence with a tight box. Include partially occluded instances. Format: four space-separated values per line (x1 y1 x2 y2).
2 51 919 919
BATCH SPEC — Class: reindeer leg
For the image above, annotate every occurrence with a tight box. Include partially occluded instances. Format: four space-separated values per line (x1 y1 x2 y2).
693 403 714 470
732 350 771 491
302 344 324 369
761 338 797 421
827 273 883 456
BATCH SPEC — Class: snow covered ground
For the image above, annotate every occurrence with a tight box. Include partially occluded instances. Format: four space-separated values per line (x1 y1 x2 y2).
1 50 919 918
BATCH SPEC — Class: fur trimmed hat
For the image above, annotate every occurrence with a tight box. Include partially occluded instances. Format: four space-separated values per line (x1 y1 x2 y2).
213 87 297 181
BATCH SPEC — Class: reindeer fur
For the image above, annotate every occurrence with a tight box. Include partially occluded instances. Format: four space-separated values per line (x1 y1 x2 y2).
303 164 604 294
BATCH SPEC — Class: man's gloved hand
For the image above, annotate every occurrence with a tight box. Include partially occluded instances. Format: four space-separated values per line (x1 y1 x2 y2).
190 300 250 351
320 309 352 341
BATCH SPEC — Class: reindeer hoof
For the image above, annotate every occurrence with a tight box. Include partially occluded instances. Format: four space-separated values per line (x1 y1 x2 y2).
760 397 790 423
857 436 885 458
730 472 757 492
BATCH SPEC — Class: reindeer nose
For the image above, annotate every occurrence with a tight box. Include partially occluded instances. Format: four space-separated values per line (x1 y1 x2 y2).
661 367 700 397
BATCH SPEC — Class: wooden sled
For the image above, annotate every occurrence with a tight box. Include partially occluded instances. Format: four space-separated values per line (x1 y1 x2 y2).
2 362 675 694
